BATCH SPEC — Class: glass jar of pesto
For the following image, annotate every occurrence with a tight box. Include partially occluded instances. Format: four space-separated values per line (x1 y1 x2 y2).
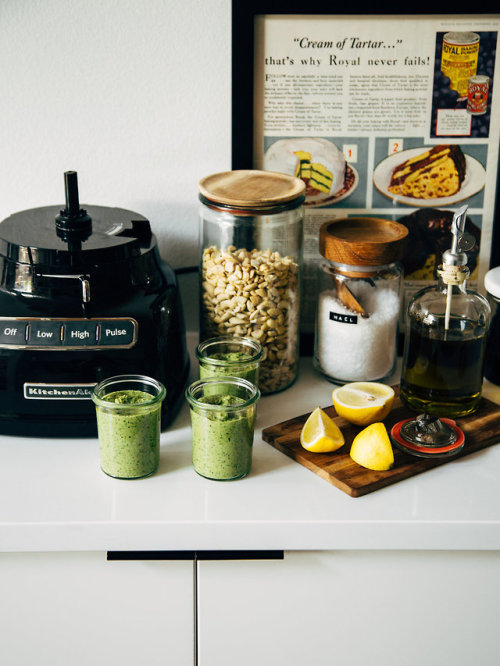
186 377 260 481
196 336 263 386
92 375 166 479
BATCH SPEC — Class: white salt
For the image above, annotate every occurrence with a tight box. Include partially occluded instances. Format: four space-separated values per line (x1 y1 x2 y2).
315 282 401 382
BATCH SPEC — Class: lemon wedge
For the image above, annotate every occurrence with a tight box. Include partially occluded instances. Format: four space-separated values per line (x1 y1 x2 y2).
300 407 345 453
332 382 394 426
350 422 394 471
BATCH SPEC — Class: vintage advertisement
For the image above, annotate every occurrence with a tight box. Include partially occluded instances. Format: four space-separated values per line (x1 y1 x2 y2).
252 14 500 333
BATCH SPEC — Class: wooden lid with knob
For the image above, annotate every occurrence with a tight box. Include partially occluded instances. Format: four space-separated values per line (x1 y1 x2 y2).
319 217 409 266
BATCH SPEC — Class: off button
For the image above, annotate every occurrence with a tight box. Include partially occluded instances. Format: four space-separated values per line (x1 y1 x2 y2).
0 321 27 345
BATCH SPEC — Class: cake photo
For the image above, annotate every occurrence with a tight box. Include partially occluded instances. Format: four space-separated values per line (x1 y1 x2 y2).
388 144 466 200
373 143 486 207
397 207 481 280
263 138 356 205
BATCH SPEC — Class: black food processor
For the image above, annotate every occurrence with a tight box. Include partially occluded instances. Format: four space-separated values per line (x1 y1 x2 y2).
0 171 190 436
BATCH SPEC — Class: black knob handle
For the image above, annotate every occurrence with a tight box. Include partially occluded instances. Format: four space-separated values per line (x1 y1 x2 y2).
64 171 81 218
55 171 92 240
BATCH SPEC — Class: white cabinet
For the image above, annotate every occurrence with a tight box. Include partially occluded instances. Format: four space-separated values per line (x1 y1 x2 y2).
197 550 500 666
4 549 500 665
0 552 193 666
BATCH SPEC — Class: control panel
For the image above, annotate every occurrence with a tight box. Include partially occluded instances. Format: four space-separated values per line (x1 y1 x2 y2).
0 317 137 350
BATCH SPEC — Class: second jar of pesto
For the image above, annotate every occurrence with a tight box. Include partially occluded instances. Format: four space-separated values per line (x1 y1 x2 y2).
196 336 263 386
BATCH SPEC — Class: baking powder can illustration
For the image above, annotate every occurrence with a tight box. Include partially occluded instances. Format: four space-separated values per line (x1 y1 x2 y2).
467 75 490 115
441 31 480 97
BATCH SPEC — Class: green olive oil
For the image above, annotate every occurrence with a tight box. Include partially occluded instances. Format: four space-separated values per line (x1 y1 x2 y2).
400 316 487 417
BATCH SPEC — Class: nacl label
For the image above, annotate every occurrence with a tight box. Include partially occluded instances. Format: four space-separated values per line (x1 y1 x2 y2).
329 311 358 325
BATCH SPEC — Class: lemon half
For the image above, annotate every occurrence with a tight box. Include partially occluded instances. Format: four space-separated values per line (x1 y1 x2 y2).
300 407 345 453
350 422 394 471
332 382 395 426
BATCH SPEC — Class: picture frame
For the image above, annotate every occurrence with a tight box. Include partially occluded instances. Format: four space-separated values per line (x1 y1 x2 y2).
232 4 499 168
231 4 500 340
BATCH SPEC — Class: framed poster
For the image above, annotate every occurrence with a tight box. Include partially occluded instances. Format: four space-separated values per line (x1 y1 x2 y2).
232 4 500 339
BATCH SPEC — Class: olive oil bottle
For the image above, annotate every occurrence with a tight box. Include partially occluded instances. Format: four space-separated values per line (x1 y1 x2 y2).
401 314 488 416
400 206 491 418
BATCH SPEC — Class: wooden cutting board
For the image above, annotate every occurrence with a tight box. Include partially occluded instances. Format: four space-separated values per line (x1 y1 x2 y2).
262 387 500 497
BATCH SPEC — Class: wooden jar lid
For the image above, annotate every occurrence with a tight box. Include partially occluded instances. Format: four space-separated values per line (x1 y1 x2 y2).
199 170 305 209
319 217 409 266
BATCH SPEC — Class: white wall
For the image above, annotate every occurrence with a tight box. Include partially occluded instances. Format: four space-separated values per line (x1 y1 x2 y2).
0 0 232 272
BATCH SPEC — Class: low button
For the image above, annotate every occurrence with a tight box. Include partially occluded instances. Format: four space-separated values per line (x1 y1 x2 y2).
0 321 28 346
27 321 63 346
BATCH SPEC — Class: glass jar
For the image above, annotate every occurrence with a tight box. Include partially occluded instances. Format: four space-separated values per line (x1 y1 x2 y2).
485 266 500 385
186 377 260 481
198 170 304 394
92 375 166 479
196 335 263 386
400 263 491 418
313 218 407 384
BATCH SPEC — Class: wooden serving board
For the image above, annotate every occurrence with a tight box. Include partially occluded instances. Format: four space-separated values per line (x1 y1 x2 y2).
262 387 500 497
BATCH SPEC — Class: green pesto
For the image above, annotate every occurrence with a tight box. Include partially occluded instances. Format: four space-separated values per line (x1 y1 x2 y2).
197 394 245 410
190 393 254 480
103 390 153 405
96 389 160 479
208 352 253 362
199 351 259 385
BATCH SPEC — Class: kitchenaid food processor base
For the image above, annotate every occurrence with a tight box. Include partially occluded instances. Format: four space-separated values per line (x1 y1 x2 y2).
0 171 190 436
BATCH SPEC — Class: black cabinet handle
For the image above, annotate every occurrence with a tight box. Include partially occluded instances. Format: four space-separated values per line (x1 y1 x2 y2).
107 550 284 561
196 551 284 561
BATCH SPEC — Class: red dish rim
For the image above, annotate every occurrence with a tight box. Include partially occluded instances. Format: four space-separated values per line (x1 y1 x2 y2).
390 417 465 455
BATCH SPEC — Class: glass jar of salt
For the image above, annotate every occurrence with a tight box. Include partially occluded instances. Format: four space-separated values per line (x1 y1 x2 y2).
314 217 408 384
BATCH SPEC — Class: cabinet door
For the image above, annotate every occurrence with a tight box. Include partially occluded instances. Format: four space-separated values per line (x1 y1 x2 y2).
0 552 193 666
197 550 500 666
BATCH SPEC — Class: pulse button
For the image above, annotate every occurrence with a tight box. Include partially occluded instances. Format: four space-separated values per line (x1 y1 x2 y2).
98 320 135 346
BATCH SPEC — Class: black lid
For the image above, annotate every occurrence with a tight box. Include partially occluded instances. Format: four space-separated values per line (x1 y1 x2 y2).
0 171 155 268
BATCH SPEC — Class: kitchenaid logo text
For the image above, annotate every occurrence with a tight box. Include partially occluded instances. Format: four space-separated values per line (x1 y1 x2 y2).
24 383 96 400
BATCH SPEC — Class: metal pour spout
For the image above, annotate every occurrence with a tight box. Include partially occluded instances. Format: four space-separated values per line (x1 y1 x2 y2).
442 204 473 331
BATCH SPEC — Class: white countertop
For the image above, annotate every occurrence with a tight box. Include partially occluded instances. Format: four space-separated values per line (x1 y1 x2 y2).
1 334 500 554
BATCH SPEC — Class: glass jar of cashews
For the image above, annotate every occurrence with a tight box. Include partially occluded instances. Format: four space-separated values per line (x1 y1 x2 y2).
198 170 304 394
